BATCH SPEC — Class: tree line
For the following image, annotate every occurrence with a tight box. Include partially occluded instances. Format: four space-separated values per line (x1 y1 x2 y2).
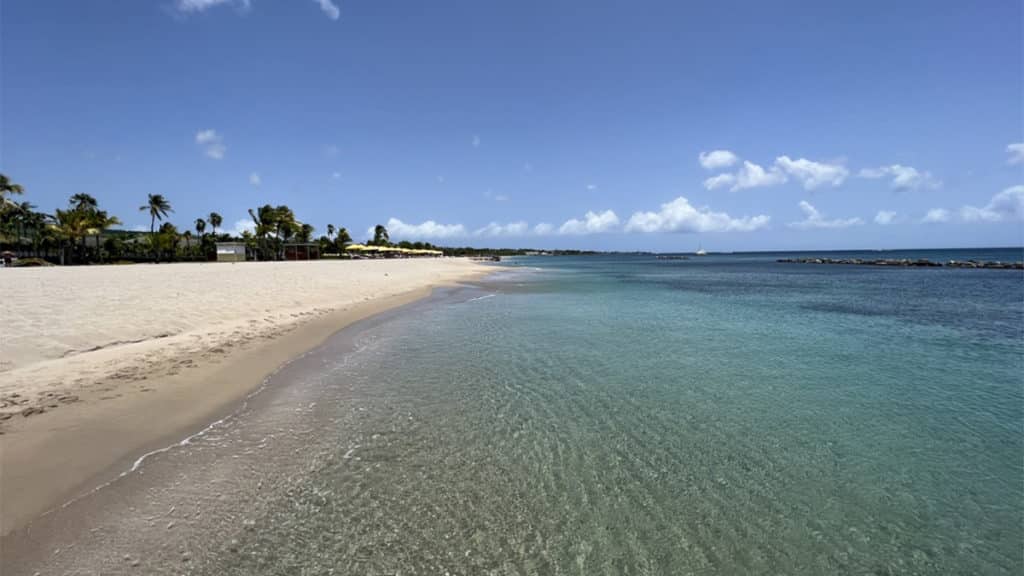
0 174 384 265
1 172 562 265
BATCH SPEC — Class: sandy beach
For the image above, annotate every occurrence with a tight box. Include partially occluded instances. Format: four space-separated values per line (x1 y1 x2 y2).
0 258 487 535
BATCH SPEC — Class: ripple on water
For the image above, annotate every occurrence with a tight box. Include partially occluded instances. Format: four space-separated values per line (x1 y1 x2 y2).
16 259 1024 575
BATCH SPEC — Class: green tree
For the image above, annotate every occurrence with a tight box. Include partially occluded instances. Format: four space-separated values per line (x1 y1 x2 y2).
157 222 179 261
195 218 206 237
372 224 389 246
70 193 98 212
1 200 34 248
208 212 222 237
140 194 172 235
0 173 24 210
248 205 276 260
327 224 335 241
51 208 89 264
297 223 314 243
140 194 173 262
183 230 194 257
336 227 352 247
89 210 122 262
47 194 121 264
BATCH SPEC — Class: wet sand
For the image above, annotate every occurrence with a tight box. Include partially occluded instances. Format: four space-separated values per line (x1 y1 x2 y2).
0 259 487 537
0 287 473 575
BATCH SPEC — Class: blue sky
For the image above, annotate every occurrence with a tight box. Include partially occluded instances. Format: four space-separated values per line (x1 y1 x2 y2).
2 0 1021 250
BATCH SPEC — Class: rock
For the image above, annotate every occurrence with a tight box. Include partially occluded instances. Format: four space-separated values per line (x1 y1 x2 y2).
782 257 1022 270
20 406 45 418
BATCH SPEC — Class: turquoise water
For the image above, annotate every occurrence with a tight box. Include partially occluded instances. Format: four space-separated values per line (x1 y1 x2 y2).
16 250 1024 575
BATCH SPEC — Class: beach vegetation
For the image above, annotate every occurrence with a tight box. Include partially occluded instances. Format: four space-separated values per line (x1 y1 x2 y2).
0 173 457 265
140 194 173 262
208 212 222 237
371 224 389 246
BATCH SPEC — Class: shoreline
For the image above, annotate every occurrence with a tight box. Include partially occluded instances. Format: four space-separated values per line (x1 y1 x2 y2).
0 260 489 536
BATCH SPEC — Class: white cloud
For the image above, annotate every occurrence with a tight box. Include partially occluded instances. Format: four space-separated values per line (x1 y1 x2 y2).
705 160 787 191
703 173 736 190
788 201 863 229
586 184 598 191
313 0 340 20
874 210 897 225
249 172 261 186
858 164 940 191
472 135 481 148
774 156 848 190
130 224 149 232
558 210 620 235
176 0 336 19
921 208 951 223
493 194 509 202
331 172 342 180
176 0 250 13
373 218 467 240
1007 143 1024 165
698 150 739 170
701 154 846 191
732 161 787 190
475 221 530 237
960 185 1024 222
232 218 256 236
195 129 226 159
474 215 625 237
625 196 770 233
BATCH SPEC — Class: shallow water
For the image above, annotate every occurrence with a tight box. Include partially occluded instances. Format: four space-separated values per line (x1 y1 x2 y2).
13 250 1024 575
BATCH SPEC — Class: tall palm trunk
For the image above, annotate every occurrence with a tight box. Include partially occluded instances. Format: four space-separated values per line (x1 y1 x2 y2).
150 214 158 263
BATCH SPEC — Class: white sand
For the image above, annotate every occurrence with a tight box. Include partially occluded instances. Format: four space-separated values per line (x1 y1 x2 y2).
0 258 487 534
1 259 484 410
3 258 483 374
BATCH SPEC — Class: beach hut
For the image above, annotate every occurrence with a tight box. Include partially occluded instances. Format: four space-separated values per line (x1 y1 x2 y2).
283 243 320 261
215 242 247 263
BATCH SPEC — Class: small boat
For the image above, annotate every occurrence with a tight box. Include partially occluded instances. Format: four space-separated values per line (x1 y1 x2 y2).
695 243 707 256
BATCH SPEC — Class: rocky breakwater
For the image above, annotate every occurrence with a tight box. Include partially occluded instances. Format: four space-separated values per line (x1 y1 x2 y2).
777 258 1023 269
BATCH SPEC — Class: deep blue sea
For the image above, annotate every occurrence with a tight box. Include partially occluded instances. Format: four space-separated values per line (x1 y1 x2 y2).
21 249 1024 575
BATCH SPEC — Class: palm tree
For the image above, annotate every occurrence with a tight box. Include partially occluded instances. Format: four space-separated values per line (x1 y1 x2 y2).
140 194 172 262
3 201 35 251
70 193 98 212
373 224 389 246
89 210 122 263
249 205 275 260
297 223 314 243
240 229 256 259
273 206 296 259
195 218 206 237
52 208 91 265
183 230 194 257
208 212 222 238
336 227 352 246
23 209 50 258
0 173 24 210
140 194 172 235
157 222 179 262
327 224 335 242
